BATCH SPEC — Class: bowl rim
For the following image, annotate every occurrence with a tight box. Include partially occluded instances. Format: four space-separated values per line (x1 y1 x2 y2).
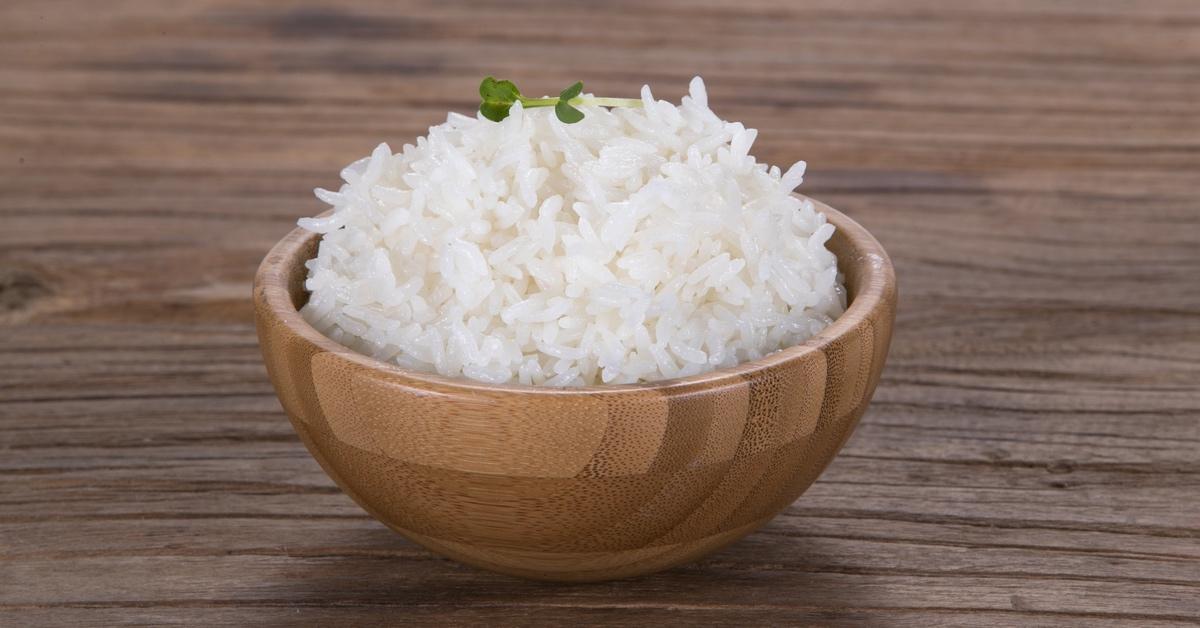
254 195 895 396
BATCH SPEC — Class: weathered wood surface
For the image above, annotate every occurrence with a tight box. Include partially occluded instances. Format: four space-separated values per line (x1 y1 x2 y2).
1 0 1197 625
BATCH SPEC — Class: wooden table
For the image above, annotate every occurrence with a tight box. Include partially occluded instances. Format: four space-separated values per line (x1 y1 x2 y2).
3 1 1198 625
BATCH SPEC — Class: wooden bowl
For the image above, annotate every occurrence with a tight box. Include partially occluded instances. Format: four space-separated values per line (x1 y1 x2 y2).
253 196 896 582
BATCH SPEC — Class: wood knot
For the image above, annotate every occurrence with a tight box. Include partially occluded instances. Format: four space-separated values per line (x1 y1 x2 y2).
0 267 52 312
1046 460 1075 475
982 447 1011 462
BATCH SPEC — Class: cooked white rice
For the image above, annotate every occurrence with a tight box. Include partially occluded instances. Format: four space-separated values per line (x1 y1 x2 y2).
298 77 845 386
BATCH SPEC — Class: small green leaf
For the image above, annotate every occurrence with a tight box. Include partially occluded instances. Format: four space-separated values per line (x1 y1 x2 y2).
479 77 522 121
480 76 521 101
480 101 513 122
555 101 584 124
559 81 583 102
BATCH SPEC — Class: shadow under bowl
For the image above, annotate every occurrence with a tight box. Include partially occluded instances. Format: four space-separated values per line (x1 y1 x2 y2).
253 195 896 582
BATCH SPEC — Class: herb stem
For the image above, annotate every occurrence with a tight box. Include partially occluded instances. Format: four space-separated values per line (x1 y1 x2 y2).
480 78 636 123
518 97 560 107
518 96 643 109
576 97 643 108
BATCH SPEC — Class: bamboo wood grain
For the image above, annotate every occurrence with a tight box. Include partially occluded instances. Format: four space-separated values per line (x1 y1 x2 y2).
1 0 1199 624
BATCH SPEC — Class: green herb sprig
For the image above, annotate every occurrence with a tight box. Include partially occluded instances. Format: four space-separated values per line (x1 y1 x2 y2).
479 77 641 124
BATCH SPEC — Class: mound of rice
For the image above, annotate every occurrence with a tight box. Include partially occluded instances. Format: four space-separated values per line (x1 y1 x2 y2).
298 77 845 386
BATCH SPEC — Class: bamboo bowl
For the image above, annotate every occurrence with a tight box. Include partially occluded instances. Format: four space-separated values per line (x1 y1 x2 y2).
254 197 896 582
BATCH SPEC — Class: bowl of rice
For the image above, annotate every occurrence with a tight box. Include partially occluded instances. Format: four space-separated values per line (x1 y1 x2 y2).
254 77 896 581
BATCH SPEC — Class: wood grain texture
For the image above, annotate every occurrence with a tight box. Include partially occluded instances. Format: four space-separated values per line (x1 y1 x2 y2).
1 0 1198 624
253 201 895 581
